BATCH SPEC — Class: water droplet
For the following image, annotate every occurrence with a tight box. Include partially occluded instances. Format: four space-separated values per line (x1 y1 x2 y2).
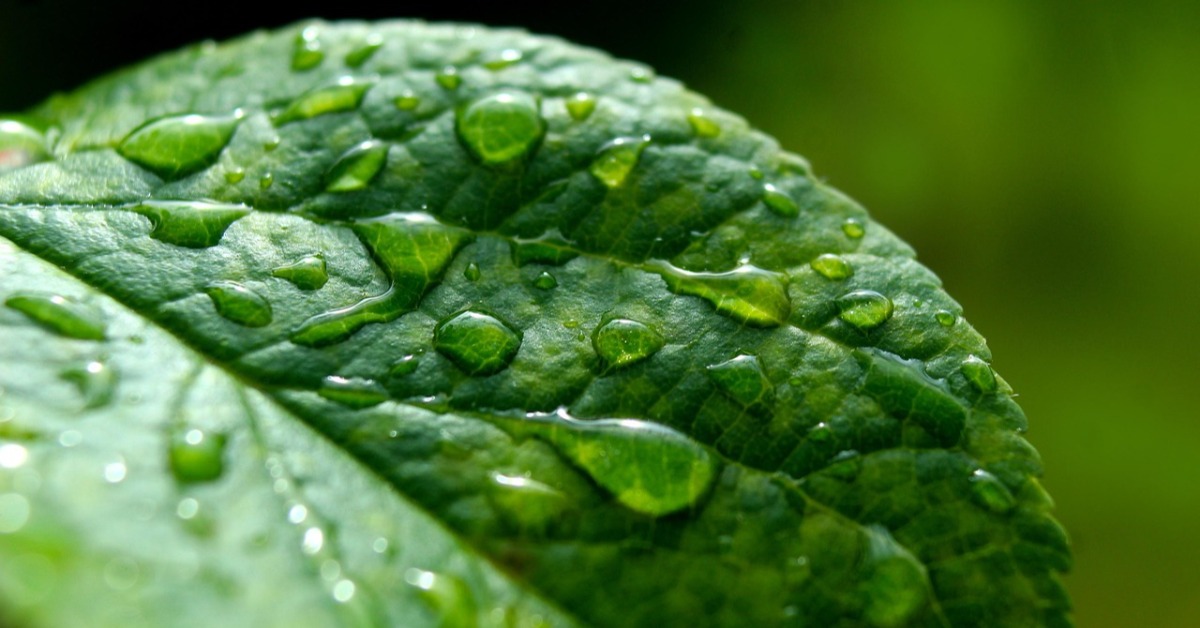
318 376 388 409
175 497 200 520
435 66 461 90
961 355 997 392
393 92 420 111
0 119 51 170
0 443 28 469
264 137 281 152
762 183 799 217
5 294 106 340
511 236 578 266
860 526 930 627
592 318 663 369
527 411 717 517
455 91 545 167
826 449 862 481
272 254 328 290
405 569 476 624
332 579 356 603
810 253 853 280
836 290 893 330
629 66 654 83
842 218 866 239
649 261 791 327
274 77 373 124
60 360 118 408
168 428 226 484
118 112 241 179
434 311 522 376
389 354 420 377
206 281 273 327
969 469 1016 514
259 172 274 189
748 167 764 180
855 349 966 446
527 271 557 291
291 215 472 347
224 167 245 184
288 504 308 524
344 34 383 68
934 310 957 327
104 458 127 483
566 92 596 121
292 26 325 71
325 139 388 192
372 537 389 554
463 262 481 281
706 354 774 409
302 526 325 554
489 472 567 529
686 108 720 138
589 135 649 188
483 48 522 70
0 493 31 534
131 200 250 248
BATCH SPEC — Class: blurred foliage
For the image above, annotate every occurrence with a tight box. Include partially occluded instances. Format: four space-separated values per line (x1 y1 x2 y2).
2 1 1196 625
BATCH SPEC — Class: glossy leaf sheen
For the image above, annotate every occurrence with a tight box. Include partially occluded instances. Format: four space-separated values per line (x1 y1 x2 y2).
0 20 1070 628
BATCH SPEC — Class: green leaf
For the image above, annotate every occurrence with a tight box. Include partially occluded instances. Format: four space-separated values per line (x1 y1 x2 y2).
0 20 1071 627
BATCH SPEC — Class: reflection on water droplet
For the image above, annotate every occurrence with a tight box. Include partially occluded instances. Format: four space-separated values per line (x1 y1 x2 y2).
288 503 308 524
836 290 893 330
456 91 545 167
483 48 523 70
0 493 31 534
589 135 649 188
130 200 250 248
435 66 461 90
934 310 956 327
274 78 373 124
344 34 383 68
318 376 388 409
762 183 799 217
206 281 273 327
566 92 596 121
649 261 791 327
842 218 866 239
961 355 997 392
686 108 720 138
592 319 662 370
292 26 325 71
5 294 106 340
272 254 329 290
0 119 51 170
463 262 481 281
0 444 28 469
118 112 241 179
224 167 245 184
168 428 226 484
533 271 557 290
325 139 388 192
969 469 1016 514
389 354 420 377
434 311 522 376
810 254 853 280
706 354 774 409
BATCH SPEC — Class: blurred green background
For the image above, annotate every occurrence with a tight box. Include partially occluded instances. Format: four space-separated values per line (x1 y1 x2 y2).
3 1 1196 625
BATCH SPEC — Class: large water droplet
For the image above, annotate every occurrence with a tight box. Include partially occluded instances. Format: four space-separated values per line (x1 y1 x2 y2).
0 119 51 170
435 66 461 90
405 569 476 626
762 183 799 217
810 253 853 280
649 261 791 327
325 139 388 192
706 354 774 409
566 92 596 121
130 200 250 248
5 294 105 340
526 411 717 517
343 34 383 68
318 376 388 409
118 112 241 180
292 26 325 71
960 355 997 392
969 469 1016 514
860 525 931 627
434 311 522 376
455 91 545 167
274 78 373 124
589 135 649 188
836 290 893 330
592 318 663 369
206 281 273 327
686 108 720 138
168 428 226 484
60 360 117 408
272 254 329 290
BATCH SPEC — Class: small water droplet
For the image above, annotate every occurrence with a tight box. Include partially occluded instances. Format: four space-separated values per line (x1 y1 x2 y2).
274 77 373 124
566 92 596 121
60 360 118 408
272 254 329 290
762 183 799 217
292 26 325 71
456 91 545 167
224 167 246 184
649 261 791 327
861 526 931 627
483 48 522 70
0 119 51 170
405 569 476 624
372 537 389 554
318 376 388 409
302 526 325 554
264 136 281 152
810 253 853 280
288 504 308 524
969 468 1016 514
393 92 421 111
533 271 557 290
825 449 862 481
748 167 764 180
389 354 420 377
131 200 250 248
589 135 649 188
118 112 242 179
842 218 866 239
706 354 774 409
592 319 663 369
5 294 106 340
325 139 388 192
168 428 226 484
206 281 273 327
934 310 957 327
434 311 522 376
104 458 127 484
463 262 482 281
836 290 893 330
176 497 200 520
435 66 461 90
332 579 356 603
686 108 721 138
629 66 654 83
259 172 274 189
344 34 383 68
961 355 997 392
0 443 28 469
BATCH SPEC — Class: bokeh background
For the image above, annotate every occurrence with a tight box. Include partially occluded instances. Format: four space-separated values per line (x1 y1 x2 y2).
2 1 1197 625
